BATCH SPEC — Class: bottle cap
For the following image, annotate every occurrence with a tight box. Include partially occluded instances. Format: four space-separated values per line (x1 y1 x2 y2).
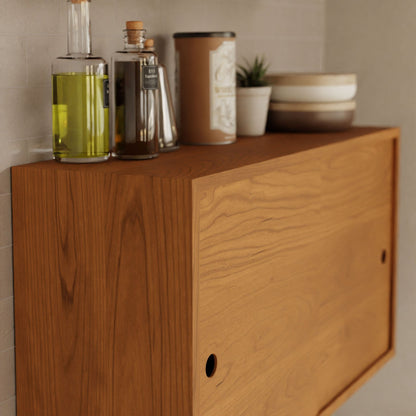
71 0 89 3
126 21 144 30
126 21 144 44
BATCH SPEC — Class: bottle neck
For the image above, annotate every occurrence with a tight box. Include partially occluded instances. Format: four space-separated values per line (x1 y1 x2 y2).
123 29 146 51
67 0 92 56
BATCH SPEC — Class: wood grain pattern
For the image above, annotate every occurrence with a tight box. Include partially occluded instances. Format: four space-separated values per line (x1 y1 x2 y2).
20 127 398 180
12 171 193 416
194 135 398 416
320 131 400 416
11 127 399 416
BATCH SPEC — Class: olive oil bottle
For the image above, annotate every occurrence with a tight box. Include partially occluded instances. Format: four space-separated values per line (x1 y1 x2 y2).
52 0 109 163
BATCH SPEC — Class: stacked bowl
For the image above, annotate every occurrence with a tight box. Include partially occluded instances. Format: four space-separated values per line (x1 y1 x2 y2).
265 73 357 132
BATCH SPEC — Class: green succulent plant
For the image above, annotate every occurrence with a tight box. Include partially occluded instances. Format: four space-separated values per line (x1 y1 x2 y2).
237 56 269 87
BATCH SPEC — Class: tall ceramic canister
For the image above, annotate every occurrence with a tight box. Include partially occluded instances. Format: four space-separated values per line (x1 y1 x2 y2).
173 32 236 145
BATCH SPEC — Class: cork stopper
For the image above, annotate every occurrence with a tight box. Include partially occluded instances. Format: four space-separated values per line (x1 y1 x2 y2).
126 21 144 30
71 0 88 3
125 21 144 45
144 39 154 49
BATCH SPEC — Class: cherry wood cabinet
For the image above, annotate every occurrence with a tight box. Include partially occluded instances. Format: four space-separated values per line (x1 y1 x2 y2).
12 127 399 416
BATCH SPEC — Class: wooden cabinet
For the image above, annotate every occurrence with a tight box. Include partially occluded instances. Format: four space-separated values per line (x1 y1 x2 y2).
12 127 399 416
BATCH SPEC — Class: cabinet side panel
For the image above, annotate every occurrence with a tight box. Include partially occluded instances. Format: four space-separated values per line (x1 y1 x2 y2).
12 169 112 416
12 170 193 416
195 137 394 416
106 175 193 416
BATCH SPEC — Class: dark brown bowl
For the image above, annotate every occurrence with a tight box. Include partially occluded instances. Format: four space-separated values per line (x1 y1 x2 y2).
267 101 356 133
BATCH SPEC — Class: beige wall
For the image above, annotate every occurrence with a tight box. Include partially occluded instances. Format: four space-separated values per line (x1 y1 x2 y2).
326 1 416 415
0 0 324 414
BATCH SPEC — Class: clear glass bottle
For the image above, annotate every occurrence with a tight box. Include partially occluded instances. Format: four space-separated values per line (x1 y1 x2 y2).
112 21 159 159
144 39 179 152
52 0 110 163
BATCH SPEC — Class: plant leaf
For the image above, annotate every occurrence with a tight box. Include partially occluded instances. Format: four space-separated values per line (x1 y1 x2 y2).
236 55 270 87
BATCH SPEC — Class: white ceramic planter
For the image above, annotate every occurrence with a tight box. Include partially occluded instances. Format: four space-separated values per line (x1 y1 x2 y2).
236 86 272 136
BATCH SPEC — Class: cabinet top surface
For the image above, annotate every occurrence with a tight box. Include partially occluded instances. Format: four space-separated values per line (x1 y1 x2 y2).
14 127 398 179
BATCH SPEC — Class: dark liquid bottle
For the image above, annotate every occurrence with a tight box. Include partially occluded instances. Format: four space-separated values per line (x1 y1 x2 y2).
112 21 159 159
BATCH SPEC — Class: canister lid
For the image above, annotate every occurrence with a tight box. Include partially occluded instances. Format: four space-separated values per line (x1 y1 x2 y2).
173 32 236 38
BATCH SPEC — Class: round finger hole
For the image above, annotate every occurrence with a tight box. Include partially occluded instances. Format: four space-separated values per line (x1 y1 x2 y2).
205 354 217 378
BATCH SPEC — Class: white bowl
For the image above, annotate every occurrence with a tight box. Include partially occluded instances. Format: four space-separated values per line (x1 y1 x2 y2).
265 73 357 103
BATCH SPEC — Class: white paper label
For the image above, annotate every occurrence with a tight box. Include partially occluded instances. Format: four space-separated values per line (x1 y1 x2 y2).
209 41 236 136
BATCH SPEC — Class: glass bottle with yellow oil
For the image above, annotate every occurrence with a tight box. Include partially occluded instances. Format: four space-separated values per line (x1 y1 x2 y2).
52 0 110 163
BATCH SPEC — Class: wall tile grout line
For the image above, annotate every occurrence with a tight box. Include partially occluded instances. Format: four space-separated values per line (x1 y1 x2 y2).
0 396 15 402
0 396 16 408
0 346 15 354
0 296 14 304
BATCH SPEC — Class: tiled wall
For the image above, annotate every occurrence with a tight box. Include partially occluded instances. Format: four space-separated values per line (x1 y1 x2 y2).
0 0 324 414
327 1 416 415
